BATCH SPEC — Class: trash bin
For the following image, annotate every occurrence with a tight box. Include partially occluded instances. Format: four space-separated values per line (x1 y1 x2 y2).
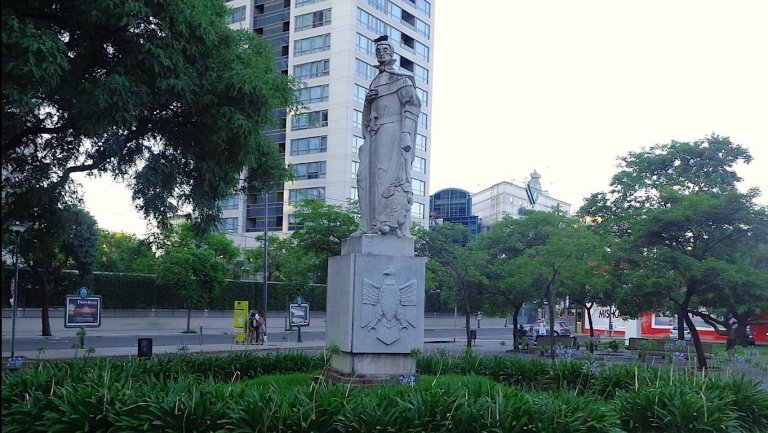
470 330 477 342
138 338 153 358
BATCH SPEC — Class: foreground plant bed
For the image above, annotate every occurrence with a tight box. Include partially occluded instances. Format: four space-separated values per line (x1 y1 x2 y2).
2 351 767 432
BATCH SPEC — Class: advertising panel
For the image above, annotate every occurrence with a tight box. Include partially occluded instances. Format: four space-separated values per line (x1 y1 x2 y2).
234 300 249 344
289 303 310 327
64 295 102 328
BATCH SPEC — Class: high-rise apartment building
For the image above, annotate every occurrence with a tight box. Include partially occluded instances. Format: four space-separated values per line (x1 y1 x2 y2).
221 0 434 250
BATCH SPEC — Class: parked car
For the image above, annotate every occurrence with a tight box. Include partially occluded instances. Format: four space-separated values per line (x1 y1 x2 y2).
670 324 692 341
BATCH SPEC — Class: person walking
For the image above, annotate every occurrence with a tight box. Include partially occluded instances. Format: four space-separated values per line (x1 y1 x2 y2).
247 311 258 345
257 310 267 345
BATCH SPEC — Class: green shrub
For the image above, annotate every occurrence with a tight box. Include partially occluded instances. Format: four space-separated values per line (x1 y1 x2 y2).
4 352 768 433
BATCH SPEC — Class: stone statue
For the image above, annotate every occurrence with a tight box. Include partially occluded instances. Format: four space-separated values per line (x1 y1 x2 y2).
353 35 421 238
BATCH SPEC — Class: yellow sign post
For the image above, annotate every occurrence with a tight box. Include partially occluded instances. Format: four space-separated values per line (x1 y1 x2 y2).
234 301 249 344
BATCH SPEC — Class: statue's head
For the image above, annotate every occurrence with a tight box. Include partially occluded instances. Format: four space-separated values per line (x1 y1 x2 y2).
374 35 395 66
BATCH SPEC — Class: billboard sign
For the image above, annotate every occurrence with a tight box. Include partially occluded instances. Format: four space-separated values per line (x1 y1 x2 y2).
289 303 310 327
64 295 102 328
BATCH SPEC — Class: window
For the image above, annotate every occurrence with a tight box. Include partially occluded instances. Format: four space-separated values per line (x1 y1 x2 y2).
411 202 425 219
415 18 430 38
219 196 239 210
368 0 386 13
292 161 327 180
357 9 385 34
356 33 375 57
291 110 328 130
418 112 427 129
225 6 246 24
412 179 425 196
296 84 329 104
352 135 364 153
413 156 426 174
353 110 363 129
352 161 359 180
290 136 327 155
217 217 238 232
295 8 331 31
350 186 358 201
415 133 427 152
296 0 326 6
356 58 378 81
387 27 402 45
415 0 432 17
289 187 325 203
294 33 331 56
293 59 330 79
416 87 428 107
414 41 429 61
354 84 367 103
413 64 428 83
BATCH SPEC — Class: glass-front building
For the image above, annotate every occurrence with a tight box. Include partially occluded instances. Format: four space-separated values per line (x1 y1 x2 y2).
429 188 480 237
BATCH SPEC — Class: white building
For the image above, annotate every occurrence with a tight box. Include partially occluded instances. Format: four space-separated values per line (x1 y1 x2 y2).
472 170 571 231
222 0 434 249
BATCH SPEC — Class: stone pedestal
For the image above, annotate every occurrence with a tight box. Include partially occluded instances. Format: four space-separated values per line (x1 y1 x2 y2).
326 235 425 384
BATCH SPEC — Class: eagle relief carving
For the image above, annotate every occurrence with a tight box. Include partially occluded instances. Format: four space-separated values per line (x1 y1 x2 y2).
360 266 417 345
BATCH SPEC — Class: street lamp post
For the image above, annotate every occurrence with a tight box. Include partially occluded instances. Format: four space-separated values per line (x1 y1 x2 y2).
262 191 269 314
9 222 28 358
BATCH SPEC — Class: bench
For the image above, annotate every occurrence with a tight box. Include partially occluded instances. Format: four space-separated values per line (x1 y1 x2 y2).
534 335 577 349
627 338 714 359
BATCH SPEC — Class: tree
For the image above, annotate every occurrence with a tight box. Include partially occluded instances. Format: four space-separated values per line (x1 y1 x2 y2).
94 230 155 274
2 0 296 233
155 223 237 331
287 199 358 284
415 224 487 347
580 134 766 369
12 206 98 336
476 215 547 350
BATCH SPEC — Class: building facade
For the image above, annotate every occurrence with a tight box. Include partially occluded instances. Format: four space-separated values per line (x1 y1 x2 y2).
221 0 434 249
471 171 571 232
429 188 481 237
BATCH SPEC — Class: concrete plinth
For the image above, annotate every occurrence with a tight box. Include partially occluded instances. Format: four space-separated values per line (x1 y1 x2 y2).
326 235 425 383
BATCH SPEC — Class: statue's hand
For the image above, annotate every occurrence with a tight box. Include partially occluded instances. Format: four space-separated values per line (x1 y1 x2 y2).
400 133 412 153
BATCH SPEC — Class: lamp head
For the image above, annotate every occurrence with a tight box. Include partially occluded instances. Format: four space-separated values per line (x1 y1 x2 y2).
9 222 28 236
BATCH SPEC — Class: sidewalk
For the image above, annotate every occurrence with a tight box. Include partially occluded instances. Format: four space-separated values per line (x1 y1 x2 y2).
2 309 511 361
2 309 504 337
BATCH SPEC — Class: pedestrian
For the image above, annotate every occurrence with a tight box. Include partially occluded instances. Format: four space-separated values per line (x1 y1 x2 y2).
537 321 548 336
517 324 528 339
257 310 267 345
247 311 258 345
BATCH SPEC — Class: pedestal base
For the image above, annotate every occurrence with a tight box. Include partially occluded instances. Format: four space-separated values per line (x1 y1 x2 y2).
325 352 416 385
326 235 426 383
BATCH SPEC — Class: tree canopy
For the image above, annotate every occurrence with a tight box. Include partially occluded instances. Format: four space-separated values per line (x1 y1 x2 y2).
2 0 296 231
580 134 767 368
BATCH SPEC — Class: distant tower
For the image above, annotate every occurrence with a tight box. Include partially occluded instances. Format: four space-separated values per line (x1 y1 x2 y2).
525 170 542 206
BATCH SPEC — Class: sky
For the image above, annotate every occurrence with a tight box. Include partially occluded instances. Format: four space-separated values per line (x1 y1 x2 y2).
78 0 768 236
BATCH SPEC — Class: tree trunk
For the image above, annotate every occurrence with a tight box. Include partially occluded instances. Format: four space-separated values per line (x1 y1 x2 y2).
41 278 52 336
462 283 472 348
585 303 595 353
186 307 192 332
548 289 556 360
683 311 707 370
512 304 522 350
